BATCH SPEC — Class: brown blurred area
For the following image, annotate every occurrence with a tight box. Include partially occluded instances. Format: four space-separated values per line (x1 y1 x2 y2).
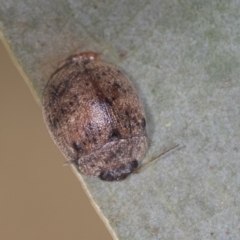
0 40 112 240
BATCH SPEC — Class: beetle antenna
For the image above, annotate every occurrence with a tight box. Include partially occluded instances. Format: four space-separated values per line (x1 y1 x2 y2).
134 144 180 174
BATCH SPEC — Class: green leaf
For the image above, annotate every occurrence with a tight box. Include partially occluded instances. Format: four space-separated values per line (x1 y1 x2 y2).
1 0 240 239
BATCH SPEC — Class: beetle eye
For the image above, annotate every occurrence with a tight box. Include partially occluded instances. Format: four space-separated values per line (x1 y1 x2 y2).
99 170 114 181
99 160 139 181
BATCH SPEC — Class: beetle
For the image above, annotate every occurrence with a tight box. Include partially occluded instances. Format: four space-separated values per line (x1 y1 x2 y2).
42 52 148 181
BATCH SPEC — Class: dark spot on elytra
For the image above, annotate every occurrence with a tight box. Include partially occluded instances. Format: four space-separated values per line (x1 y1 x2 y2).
72 142 84 153
113 82 121 89
49 87 58 102
61 108 67 115
108 129 121 141
69 102 74 106
105 98 113 106
141 117 146 130
54 80 70 98
88 123 93 130
98 129 102 136
53 118 59 129
93 137 97 144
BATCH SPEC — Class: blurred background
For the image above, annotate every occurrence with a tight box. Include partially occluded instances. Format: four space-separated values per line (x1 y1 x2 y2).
0 40 112 240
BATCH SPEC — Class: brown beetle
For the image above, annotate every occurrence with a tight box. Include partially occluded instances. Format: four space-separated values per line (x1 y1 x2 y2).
42 52 148 181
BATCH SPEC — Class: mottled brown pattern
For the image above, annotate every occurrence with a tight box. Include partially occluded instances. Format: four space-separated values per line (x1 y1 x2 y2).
42 53 148 181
